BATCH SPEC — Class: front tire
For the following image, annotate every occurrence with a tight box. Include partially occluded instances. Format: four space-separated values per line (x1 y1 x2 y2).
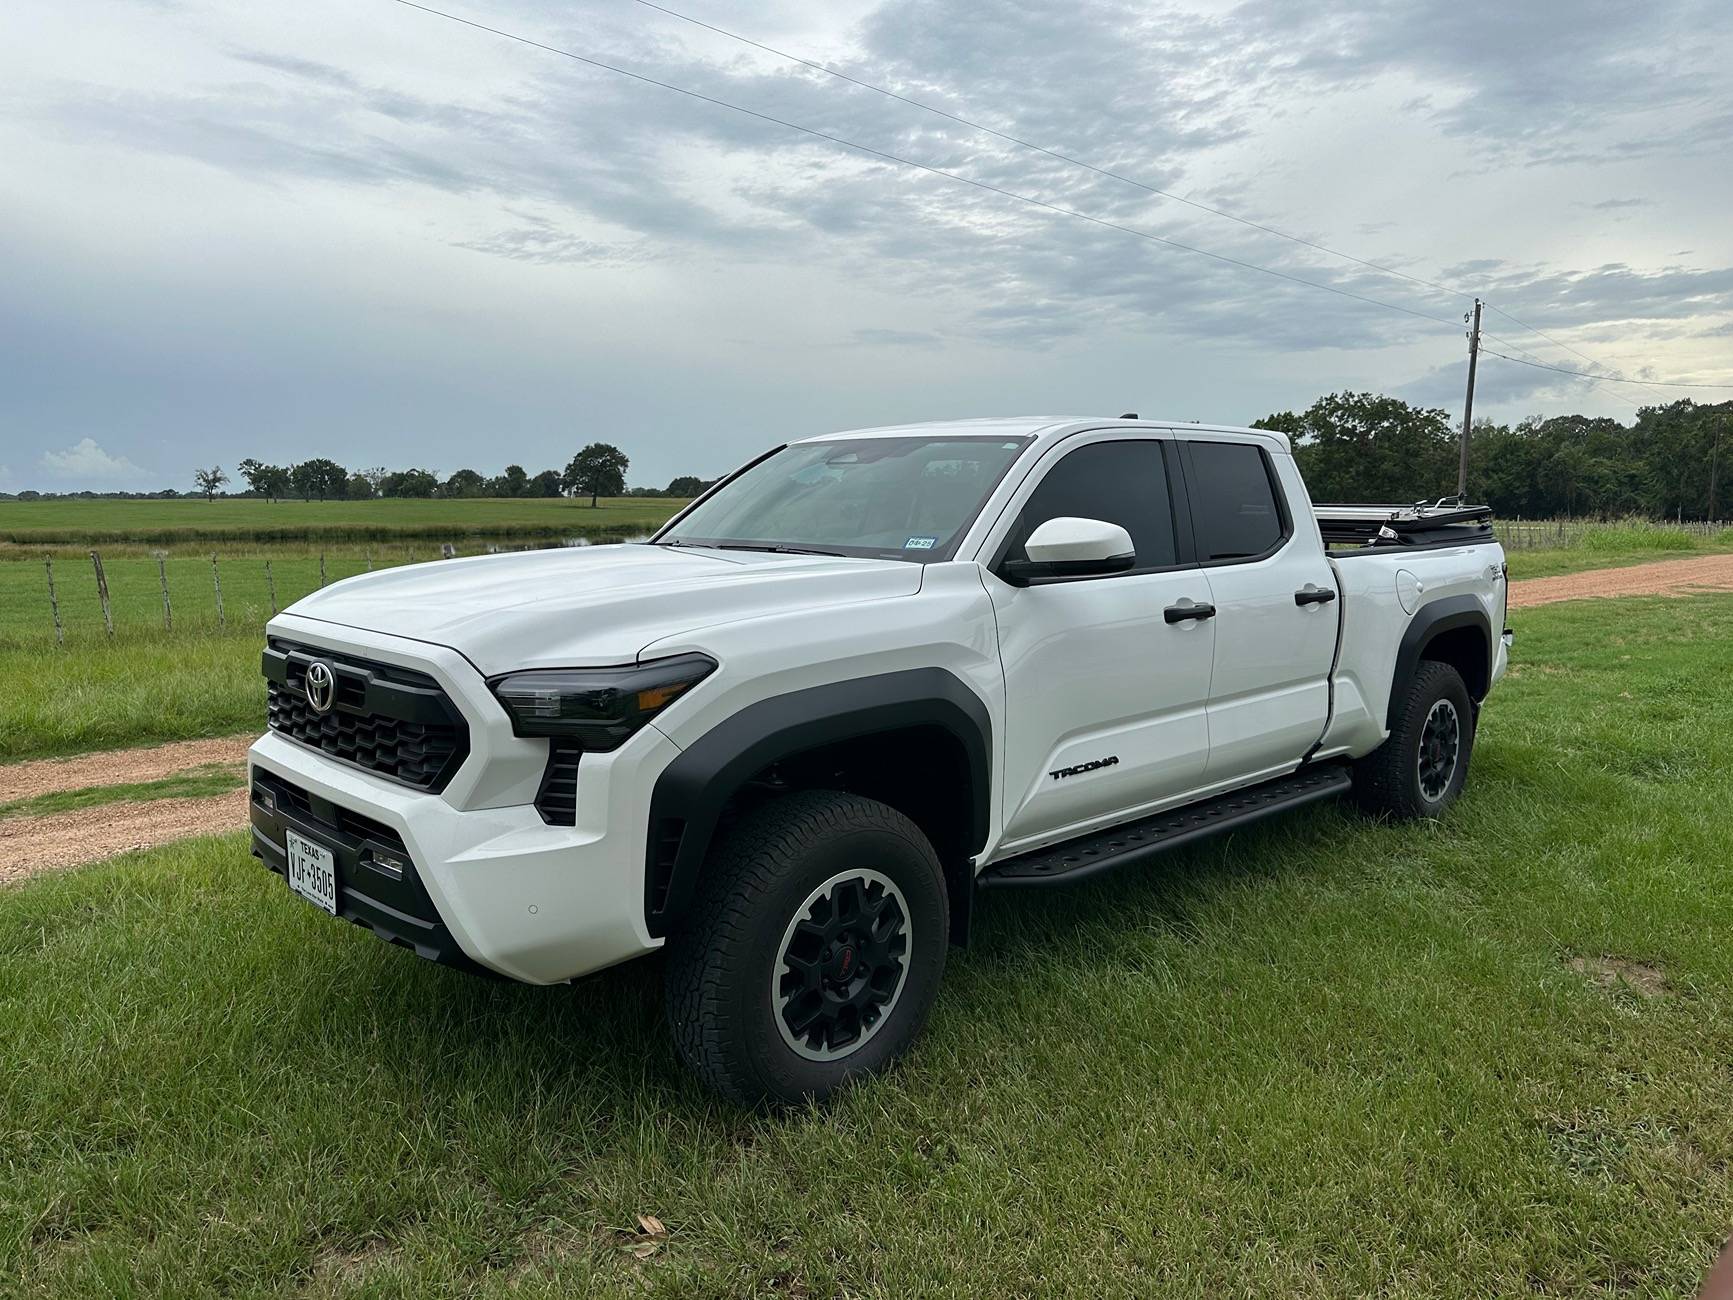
1353 660 1475 820
665 791 949 1107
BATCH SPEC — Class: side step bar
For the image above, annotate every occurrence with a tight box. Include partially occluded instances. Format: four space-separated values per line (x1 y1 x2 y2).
978 762 1353 890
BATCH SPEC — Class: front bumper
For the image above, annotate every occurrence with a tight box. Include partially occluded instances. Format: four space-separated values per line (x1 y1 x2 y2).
247 721 681 986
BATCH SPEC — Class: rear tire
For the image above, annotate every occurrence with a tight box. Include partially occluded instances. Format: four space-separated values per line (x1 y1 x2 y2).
664 791 948 1107
1353 660 1475 820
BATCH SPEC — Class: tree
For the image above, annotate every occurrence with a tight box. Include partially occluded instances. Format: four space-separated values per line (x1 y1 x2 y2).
345 472 377 500
500 464 528 497
290 458 348 501
380 467 438 498
666 475 712 498
1254 392 1457 504
563 442 630 507
236 457 279 501
194 465 228 502
529 469 564 498
442 468 486 498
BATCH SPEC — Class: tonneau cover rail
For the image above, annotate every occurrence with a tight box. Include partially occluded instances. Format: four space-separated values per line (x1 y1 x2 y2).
1315 500 1495 548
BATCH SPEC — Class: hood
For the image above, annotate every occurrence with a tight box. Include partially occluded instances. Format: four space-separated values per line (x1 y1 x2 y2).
279 543 924 675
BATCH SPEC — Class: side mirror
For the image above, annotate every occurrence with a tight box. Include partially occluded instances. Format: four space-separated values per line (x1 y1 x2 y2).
1001 516 1136 585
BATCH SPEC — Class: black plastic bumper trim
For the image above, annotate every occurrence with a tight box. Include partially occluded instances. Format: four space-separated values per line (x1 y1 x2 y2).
248 775 493 978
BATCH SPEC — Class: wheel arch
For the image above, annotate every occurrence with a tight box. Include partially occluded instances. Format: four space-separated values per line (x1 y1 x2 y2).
644 669 992 942
1387 594 1492 729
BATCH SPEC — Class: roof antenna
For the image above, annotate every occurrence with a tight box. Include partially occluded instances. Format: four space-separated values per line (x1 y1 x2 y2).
1119 411 1138 419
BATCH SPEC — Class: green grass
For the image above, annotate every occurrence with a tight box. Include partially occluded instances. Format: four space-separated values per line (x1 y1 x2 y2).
0 633 264 761
4 597 1733 1296
0 496 686 546
0 764 243 820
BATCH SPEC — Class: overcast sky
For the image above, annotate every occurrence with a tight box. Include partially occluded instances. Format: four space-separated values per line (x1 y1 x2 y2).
4 0 1732 492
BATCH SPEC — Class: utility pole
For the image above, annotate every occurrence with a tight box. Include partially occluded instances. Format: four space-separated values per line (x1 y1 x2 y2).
1456 297 1482 499
1710 415 1725 522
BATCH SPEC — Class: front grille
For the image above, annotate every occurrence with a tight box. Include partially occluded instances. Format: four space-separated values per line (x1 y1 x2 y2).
263 639 469 792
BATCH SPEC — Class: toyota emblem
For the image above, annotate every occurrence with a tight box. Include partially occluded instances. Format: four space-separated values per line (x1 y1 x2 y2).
305 661 337 714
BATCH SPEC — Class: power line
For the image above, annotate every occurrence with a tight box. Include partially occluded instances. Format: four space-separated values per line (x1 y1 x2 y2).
1477 328 1643 409
1481 348 1733 390
385 0 1465 330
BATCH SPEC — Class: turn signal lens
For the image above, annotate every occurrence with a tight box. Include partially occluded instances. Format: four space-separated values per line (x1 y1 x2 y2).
488 654 716 750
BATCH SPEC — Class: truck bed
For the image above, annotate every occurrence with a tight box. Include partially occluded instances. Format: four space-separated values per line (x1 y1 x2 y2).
1315 501 1495 550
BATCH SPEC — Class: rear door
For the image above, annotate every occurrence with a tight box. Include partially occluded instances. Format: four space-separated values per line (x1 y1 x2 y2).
982 431 1217 850
1178 437 1339 783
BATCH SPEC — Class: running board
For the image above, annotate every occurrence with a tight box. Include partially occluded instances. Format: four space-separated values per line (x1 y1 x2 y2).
978 762 1353 890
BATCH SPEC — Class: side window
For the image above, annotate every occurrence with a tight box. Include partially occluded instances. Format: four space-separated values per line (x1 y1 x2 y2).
1005 440 1177 570
1187 441 1286 561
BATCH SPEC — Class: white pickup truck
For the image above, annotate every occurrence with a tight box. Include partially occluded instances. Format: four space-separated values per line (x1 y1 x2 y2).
248 417 1511 1104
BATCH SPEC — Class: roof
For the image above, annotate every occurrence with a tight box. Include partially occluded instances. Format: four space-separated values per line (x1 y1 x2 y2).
795 416 1291 453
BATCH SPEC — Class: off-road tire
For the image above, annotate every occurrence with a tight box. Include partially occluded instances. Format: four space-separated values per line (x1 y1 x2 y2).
1353 660 1475 820
665 790 948 1107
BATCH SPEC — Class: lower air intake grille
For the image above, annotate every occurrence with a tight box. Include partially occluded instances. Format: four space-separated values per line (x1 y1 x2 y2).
535 744 582 826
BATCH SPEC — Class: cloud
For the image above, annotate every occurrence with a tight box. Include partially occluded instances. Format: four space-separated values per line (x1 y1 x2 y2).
39 438 144 481
850 327 942 347
1588 198 1651 210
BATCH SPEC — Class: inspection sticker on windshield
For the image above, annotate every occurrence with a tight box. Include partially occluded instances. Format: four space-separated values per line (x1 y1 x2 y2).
904 536 938 550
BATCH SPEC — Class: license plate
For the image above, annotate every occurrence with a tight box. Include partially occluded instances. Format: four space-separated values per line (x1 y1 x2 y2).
285 829 339 915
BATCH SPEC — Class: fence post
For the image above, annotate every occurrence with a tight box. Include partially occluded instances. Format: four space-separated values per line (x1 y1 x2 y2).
155 551 173 632
266 560 278 616
364 547 373 571
44 556 64 646
211 553 226 628
90 550 114 638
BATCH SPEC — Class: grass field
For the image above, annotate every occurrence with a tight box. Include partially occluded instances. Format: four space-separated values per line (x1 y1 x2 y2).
3 595 1732 1296
0 496 686 546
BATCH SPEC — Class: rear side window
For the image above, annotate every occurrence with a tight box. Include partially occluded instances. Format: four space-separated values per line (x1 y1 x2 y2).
1187 441 1286 561
1005 440 1177 570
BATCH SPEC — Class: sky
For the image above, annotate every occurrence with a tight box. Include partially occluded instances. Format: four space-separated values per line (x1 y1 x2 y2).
3 0 1732 492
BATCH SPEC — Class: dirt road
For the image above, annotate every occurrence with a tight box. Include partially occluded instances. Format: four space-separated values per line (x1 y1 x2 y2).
1507 552 1733 609
0 789 249 887
3 734 254 803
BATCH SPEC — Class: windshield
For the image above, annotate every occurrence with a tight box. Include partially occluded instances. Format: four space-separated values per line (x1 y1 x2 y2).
656 436 1030 561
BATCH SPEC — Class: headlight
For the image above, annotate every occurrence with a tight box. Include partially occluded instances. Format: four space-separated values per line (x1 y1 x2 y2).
488 654 716 750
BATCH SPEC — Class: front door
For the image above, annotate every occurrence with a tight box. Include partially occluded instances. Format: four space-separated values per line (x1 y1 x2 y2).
983 435 1217 850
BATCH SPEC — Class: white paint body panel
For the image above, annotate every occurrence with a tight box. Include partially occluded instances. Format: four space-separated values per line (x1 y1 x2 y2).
249 416 1505 985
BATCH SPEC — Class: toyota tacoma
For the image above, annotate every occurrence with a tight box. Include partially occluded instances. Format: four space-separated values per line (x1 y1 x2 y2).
248 417 1511 1104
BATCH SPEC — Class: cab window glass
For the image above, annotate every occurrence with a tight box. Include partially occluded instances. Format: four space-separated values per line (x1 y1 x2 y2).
1188 441 1285 561
1007 440 1176 569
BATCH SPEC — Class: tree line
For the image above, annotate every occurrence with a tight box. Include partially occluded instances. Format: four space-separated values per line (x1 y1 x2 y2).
1256 393 1732 519
9 396 1730 517
195 443 712 506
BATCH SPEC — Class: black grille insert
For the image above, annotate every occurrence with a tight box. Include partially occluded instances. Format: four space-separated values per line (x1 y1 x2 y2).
262 639 469 791
535 743 581 826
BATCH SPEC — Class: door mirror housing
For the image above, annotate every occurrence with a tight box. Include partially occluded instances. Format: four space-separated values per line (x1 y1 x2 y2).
1001 516 1136 584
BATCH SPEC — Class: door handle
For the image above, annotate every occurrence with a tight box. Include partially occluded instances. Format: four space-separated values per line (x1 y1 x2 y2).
1294 587 1337 606
1164 601 1217 624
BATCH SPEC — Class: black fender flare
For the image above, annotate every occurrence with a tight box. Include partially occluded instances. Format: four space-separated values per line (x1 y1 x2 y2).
1387 594 1492 729
643 668 993 938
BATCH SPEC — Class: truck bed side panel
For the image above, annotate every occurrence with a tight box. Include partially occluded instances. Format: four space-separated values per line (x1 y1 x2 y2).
1316 545 1507 759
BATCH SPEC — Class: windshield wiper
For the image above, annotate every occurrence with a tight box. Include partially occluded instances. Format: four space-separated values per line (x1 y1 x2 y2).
709 542 847 557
